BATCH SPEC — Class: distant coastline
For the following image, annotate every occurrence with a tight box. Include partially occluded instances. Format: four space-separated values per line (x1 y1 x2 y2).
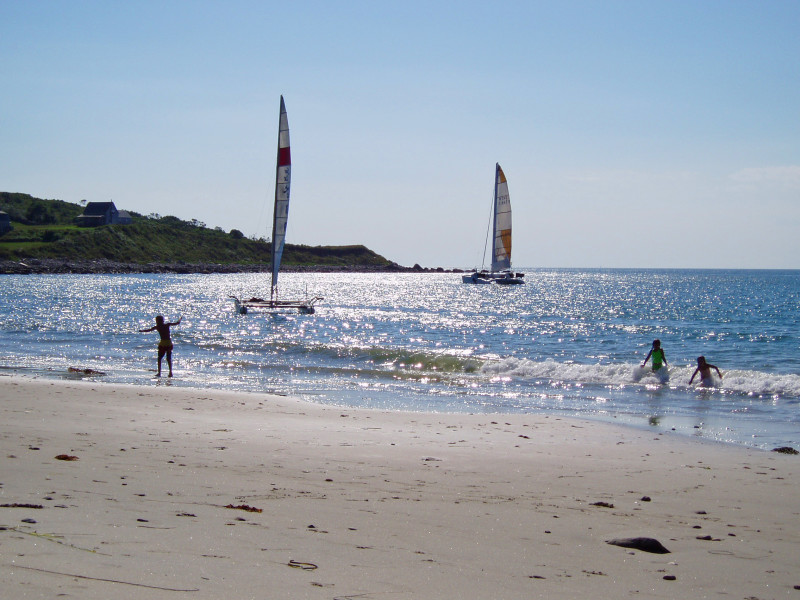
0 258 462 275
1 193 463 275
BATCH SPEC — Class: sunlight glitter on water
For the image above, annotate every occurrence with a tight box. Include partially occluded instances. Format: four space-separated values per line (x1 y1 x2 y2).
2 270 800 450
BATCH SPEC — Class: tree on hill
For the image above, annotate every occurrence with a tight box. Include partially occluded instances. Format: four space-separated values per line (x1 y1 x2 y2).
0 192 83 225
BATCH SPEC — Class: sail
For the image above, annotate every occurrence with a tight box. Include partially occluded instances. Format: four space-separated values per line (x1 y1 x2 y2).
491 163 512 272
271 95 291 301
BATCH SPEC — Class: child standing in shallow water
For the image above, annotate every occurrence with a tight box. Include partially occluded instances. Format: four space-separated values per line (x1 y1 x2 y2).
642 339 668 372
139 315 181 377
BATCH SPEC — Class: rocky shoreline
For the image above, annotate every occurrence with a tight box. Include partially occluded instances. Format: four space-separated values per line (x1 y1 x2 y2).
0 258 463 275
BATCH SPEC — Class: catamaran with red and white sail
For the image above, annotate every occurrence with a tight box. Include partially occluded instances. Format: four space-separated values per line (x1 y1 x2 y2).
231 96 322 314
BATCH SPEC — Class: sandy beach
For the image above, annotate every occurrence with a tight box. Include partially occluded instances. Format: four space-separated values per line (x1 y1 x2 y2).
1 376 799 599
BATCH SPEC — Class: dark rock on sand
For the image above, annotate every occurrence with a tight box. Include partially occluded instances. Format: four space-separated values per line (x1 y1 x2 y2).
606 537 671 554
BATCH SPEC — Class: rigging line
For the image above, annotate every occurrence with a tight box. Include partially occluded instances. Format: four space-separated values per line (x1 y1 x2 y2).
481 189 493 271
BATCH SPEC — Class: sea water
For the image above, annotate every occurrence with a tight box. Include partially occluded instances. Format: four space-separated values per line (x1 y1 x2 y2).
1 269 799 451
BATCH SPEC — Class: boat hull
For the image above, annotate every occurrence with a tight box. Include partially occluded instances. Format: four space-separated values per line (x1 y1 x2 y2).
462 271 525 285
462 273 493 284
230 296 322 315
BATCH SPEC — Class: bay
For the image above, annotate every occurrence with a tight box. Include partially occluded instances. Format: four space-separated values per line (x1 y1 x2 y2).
1 269 799 450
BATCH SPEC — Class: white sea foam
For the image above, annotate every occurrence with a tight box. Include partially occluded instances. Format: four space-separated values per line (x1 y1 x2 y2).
480 357 800 399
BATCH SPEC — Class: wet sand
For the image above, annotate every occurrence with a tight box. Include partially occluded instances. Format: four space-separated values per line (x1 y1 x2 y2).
2 376 799 599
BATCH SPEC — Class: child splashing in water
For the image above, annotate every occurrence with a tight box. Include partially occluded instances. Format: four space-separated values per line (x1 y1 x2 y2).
689 356 723 387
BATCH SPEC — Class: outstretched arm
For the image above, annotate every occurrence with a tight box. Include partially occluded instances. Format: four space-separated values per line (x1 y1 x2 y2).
168 316 182 327
139 325 156 333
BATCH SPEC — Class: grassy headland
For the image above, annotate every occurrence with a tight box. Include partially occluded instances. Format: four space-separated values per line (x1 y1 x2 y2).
1 192 405 273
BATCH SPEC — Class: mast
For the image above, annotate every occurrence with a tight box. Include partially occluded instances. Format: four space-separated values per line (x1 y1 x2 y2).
491 163 512 272
271 95 291 302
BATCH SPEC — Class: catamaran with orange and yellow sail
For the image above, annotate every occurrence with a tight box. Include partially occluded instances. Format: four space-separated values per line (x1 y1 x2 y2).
463 163 525 285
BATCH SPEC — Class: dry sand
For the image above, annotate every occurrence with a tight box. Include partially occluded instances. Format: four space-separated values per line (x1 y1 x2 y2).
1 376 799 599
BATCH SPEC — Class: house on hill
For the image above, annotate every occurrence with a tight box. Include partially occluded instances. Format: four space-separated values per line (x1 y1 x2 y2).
0 211 11 234
76 201 127 227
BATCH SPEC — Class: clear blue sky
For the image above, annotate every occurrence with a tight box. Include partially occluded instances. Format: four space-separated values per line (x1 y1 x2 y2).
2 0 798 268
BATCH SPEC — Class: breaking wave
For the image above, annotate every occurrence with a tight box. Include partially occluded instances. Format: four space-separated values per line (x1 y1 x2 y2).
480 357 800 399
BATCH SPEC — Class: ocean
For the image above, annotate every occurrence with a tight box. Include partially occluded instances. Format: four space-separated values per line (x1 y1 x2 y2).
2 269 799 451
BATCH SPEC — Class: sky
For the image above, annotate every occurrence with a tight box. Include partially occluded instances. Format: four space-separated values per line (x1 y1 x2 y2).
1 0 798 269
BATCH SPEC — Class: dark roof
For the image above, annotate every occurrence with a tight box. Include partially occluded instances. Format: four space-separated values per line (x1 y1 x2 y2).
82 201 117 216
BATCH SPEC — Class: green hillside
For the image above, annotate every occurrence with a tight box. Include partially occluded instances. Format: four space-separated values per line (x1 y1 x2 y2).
0 192 395 268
